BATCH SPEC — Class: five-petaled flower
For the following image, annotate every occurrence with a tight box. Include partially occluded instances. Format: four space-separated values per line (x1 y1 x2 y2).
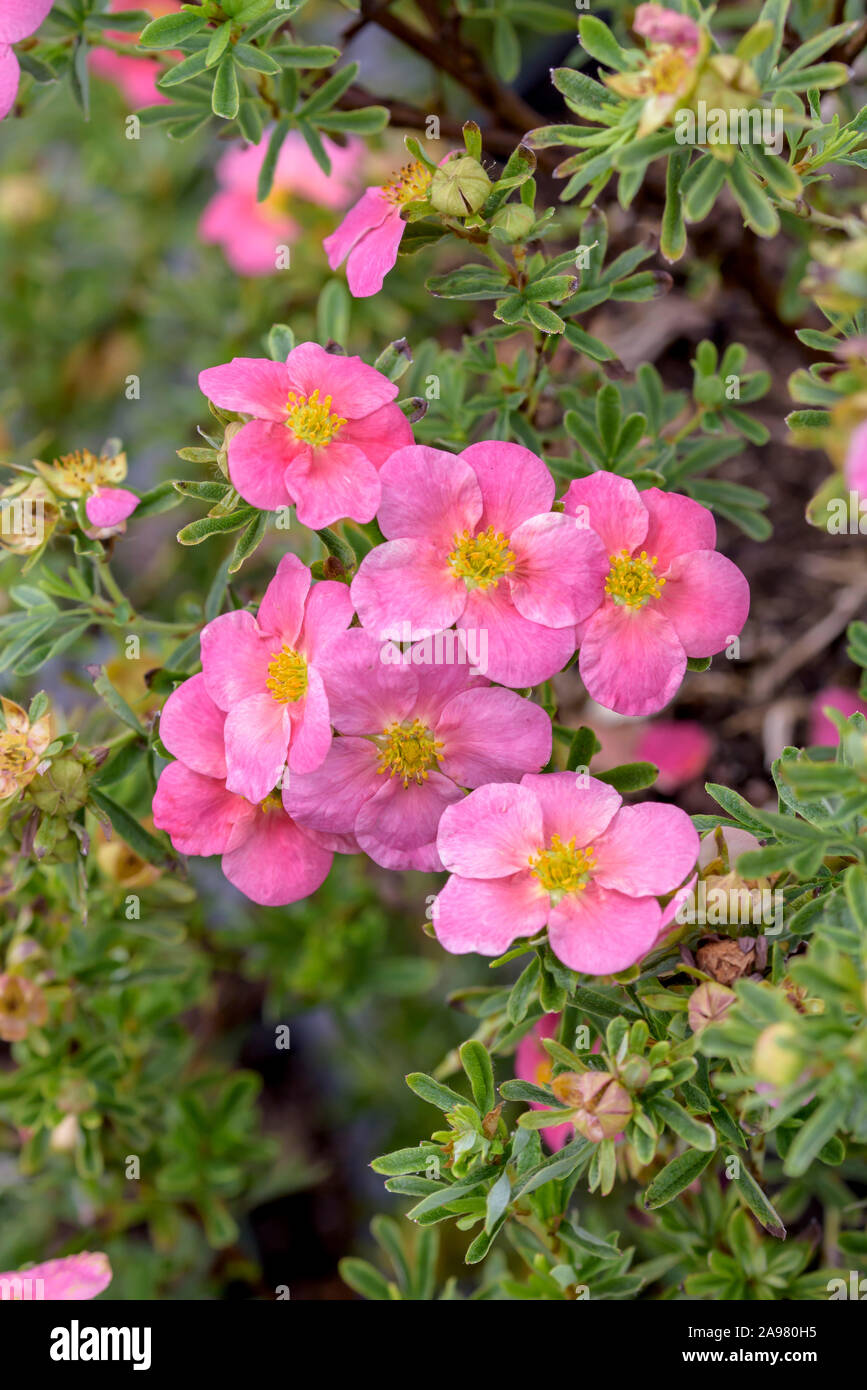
432 771 699 975
284 628 552 871
0 696 52 801
199 553 353 803
603 3 706 137
198 341 413 528
33 448 139 535
351 441 608 688
152 673 333 906
324 159 436 298
563 473 749 716
0 0 54 120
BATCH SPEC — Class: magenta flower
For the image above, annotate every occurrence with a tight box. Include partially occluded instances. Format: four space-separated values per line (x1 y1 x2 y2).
90 0 180 109
844 419 867 496
0 0 54 119
198 341 413 528
433 771 699 974
152 673 332 906
0 1251 111 1299
635 719 713 793
516 1013 574 1152
809 685 867 746
351 442 608 688
200 132 360 277
633 4 701 58
563 473 749 716
199 553 352 803
284 628 552 871
324 159 436 298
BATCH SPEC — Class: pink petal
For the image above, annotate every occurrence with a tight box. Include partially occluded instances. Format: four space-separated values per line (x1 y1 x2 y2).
351 538 466 641
462 441 555 534
222 692 289 803
635 719 712 792
809 686 867 746
84 486 139 529
341 402 414 471
297 578 354 664
519 771 621 846
844 420 867 494
516 1015 573 1151
408 647 481 726
355 771 462 870
284 439 381 529
283 736 380 834
158 672 227 779
436 687 551 787
314 628 416 734
199 190 298 276
0 46 20 120
198 357 288 420
287 666 332 774
257 551 310 646
548 883 662 974
655 549 749 657
509 513 608 626
284 342 398 419
222 805 332 906
459 584 575 688
0 0 54 45
345 211 406 297
641 488 716 571
227 418 297 511
323 187 392 268
200 609 272 711
0 1251 112 1301
562 472 648 555
376 444 482 546
152 762 254 857
437 782 543 879
634 3 700 57
578 602 686 716
433 870 548 955
593 802 699 896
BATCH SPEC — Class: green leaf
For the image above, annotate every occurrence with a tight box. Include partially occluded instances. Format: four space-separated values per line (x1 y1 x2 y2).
652 1098 716 1151
732 1163 786 1238
783 1094 849 1177
643 1147 715 1209
683 154 727 223
89 789 175 868
339 1258 393 1301
268 322 295 361
726 157 780 237
460 1041 495 1115
370 1146 435 1176
406 1073 466 1112
660 151 689 262
206 21 232 68
426 265 509 300
88 665 146 735
596 762 659 792
578 15 633 72
212 55 240 120
138 11 207 47
485 1168 511 1233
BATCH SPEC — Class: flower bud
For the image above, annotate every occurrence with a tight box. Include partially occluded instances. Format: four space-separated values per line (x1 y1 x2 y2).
49 1114 81 1154
688 981 735 1033
619 1055 652 1090
490 204 535 242
553 1070 632 1142
28 754 89 816
753 1022 805 1087
430 155 491 216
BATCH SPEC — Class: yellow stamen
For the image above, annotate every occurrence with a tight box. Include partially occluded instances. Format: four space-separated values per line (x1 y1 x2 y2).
650 49 691 94
383 160 433 207
265 647 308 704
448 525 516 590
377 718 443 788
604 549 665 609
286 388 347 448
0 732 33 778
529 835 596 897
259 792 284 814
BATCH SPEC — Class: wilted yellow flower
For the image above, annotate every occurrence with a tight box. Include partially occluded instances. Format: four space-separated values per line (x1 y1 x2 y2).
33 447 128 500
0 973 48 1042
0 698 53 802
96 819 161 889
0 478 59 555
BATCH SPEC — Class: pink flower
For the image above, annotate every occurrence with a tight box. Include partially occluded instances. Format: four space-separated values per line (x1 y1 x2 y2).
563 474 749 716
433 771 699 974
516 1013 574 1151
604 4 705 137
152 673 333 906
324 159 435 297
90 0 180 109
198 341 413 528
283 628 552 871
0 0 54 119
84 487 139 531
634 719 713 792
634 4 701 59
199 553 352 803
809 685 867 746
844 419 867 496
200 133 361 277
0 1251 112 1299
351 442 608 688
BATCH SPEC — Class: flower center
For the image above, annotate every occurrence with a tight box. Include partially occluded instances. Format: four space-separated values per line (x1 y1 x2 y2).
448 525 516 590
286 389 347 448
529 835 596 897
0 731 33 779
651 49 691 94
265 647 308 704
383 160 433 207
535 1059 553 1086
259 792 284 814
377 718 443 787
604 549 666 609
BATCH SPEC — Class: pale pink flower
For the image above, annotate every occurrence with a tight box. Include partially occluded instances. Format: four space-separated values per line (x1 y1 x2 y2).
634 4 701 58
199 553 352 803
809 685 867 746
200 132 361 277
844 419 867 496
351 442 608 688
604 4 705 137
516 1013 574 1152
152 673 333 906
284 627 552 871
433 771 699 974
90 0 180 108
0 1251 112 1299
563 473 749 716
0 0 54 119
634 719 713 792
198 341 413 528
324 159 436 297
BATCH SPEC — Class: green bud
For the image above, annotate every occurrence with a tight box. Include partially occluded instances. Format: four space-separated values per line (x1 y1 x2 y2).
430 155 491 217
29 754 89 816
490 204 536 242
753 1022 805 1087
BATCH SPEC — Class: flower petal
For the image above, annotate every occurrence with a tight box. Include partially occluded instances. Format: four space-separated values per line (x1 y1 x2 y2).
519 771 621 846
376 444 482 545
0 0 54 46
284 440 381 528
223 692 289 803
593 802 699 896
641 487 716 570
459 584 575 688
284 736 381 833
509 512 608 626
578 602 686 716
284 341 398 418
84 486 138 529
222 806 332 906
297 577 355 664
158 673 227 779
355 771 462 870
342 402 414 471
351 538 466 642
323 187 392 268
287 666 332 774
0 1251 112 1301
437 782 543 879
0 46 20 120
345 211 405 297
655 549 749 657
436 687 551 787
227 419 296 511
256 551 310 647
315 627 417 734
548 883 661 974
433 871 548 956
462 441 555 534
562 472 648 555
152 762 254 857
200 609 272 711
198 357 288 419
